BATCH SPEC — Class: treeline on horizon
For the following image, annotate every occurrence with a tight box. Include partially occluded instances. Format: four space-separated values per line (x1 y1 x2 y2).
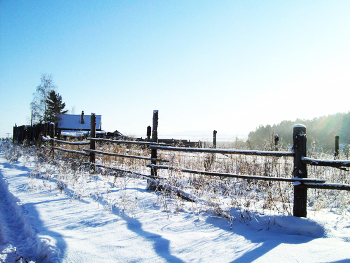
246 112 350 153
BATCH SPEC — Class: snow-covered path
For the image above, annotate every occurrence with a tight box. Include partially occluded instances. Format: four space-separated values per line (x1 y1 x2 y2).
0 161 60 262
0 152 350 262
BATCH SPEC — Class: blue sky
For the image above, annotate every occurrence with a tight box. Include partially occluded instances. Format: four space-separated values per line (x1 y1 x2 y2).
1 1 349 140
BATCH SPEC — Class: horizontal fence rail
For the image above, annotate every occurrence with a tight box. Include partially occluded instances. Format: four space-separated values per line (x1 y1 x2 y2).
149 145 294 157
54 147 90 156
83 148 169 162
300 182 350 191
42 137 90 145
82 162 157 180
147 164 327 183
88 137 168 146
302 157 350 169
51 139 90 145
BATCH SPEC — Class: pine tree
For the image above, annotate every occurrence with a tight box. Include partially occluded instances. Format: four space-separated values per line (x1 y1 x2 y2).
45 90 68 122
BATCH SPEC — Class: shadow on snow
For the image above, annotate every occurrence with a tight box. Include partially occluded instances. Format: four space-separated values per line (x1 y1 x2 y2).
0 160 66 262
205 210 325 263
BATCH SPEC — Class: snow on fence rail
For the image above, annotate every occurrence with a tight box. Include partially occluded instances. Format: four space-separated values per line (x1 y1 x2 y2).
53 146 89 156
146 164 326 183
88 137 169 146
42 136 89 145
41 111 350 218
299 182 350 191
48 138 90 145
83 148 169 162
302 157 350 168
148 145 294 157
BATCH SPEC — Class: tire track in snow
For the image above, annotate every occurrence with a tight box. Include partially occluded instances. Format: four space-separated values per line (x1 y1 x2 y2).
0 170 61 262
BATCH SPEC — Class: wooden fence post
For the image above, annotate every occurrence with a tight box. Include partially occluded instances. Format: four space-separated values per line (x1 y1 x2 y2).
274 134 279 151
147 126 151 142
151 110 158 175
13 125 16 144
334 135 339 160
293 124 307 217
213 130 217 149
90 113 96 172
148 110 158 190
49 123 55 159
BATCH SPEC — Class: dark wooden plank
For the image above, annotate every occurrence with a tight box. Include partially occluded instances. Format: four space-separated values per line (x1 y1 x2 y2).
293 124 307 217
84 149 168 162
149 145 294 157
54 147 89 156
148 164 326 183
300 182 350 191
302 157 350 168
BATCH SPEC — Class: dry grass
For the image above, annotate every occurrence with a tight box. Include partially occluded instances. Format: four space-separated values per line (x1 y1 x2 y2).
3 138 349 221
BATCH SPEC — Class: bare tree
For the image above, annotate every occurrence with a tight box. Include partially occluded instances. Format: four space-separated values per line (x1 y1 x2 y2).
30 74 56 124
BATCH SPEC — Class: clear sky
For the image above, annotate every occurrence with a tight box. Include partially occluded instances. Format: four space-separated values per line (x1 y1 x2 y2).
1 1 349 140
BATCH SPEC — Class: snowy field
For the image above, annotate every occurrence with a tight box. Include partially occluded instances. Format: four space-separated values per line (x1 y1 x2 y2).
0 144 350 262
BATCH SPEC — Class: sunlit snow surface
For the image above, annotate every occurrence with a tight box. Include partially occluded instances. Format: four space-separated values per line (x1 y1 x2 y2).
0 149 349 262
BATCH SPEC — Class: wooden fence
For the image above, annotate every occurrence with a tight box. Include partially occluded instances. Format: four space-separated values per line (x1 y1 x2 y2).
42 111 350 218
13 123 56 144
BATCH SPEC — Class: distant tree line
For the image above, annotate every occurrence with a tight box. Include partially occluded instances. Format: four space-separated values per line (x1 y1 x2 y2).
247 112 350 153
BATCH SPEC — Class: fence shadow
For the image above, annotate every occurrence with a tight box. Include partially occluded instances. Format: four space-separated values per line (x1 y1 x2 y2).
123 215 185 263
25 202 66 262
205 212 325 263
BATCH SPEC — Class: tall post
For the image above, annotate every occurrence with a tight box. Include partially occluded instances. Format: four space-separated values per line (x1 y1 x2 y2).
151 110 158 176
13 125 16 144
274 134 279 151
293 124 307 217
90 113 96 172
213 130 217 149
57 129 61 140
49 123 55 159
334 135 340 160
147 110 159 190
146 126 151 142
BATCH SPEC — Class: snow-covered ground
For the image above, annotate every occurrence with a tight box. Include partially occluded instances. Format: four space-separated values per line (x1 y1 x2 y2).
0 147 350 262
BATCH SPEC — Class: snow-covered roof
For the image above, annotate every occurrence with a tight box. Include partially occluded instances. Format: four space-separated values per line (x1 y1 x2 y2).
61 130 106 137
57 114 101 130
